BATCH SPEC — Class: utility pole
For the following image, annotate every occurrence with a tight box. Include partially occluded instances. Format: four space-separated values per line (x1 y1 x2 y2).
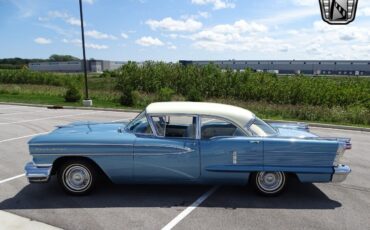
79 0 92 106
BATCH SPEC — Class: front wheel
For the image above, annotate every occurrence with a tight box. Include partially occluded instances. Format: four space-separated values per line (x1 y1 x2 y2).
250 171 287 196
57 160 96 195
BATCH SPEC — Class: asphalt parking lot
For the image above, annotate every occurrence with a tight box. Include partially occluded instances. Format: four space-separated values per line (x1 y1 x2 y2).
0 104 369 230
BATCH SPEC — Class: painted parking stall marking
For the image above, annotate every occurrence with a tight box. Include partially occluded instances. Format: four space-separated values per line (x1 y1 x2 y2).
0 174 25 184
162 186 219 230
0 132 49 143
0 111 103 125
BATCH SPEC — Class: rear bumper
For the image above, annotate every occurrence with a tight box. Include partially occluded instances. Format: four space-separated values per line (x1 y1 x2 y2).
331 164 351 183
25 162 52 183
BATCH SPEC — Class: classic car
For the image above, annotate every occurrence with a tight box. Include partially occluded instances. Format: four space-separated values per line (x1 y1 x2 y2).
25 102 351 196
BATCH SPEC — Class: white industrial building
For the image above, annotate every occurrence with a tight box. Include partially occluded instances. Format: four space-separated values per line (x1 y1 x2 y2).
29 60 126 73
180 60 370 76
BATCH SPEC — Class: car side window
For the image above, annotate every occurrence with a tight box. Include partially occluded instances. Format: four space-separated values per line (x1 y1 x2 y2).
201 116 246 139
126 112 153 134
151 115 197 139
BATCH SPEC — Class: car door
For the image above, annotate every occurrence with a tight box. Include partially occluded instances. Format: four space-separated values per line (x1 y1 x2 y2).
133 114 200 182
199 116 263 184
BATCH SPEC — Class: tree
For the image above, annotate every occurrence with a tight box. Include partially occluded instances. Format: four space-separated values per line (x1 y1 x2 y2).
49 54 80 62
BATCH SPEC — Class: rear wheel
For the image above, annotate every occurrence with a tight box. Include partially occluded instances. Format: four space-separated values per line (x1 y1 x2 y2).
57 160 96 195
251 171 286 196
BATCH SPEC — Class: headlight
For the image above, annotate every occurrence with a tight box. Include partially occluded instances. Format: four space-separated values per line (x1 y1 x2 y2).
334 142 346 166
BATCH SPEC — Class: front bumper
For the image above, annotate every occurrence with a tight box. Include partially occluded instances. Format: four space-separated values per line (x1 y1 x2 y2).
25 162 52 183
331 164 351 183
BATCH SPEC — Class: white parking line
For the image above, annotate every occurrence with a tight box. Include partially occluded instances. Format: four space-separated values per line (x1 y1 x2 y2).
0 106 25 110
0 174 25 184
162 186 219 230
0 132 49 143
0 111 103 125
0 110 43 116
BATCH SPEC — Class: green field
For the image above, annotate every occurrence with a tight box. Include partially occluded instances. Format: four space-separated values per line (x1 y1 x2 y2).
0 64 369 127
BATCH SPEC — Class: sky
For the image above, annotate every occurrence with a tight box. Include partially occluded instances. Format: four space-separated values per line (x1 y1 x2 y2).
1 0 370 61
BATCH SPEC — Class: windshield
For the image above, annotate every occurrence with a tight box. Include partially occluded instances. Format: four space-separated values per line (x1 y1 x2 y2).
249 117 277 137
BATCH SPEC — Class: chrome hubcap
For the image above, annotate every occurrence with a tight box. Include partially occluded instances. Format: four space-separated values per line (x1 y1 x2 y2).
64 165 91 191
257 172 284 192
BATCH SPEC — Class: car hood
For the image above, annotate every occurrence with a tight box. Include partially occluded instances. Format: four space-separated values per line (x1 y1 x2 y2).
53 121 128 134
276 127 317 138
28 121 130 145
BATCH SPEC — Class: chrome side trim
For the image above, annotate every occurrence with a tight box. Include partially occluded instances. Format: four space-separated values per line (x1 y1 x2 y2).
32 153 133 156
29 143 133 146
25 162 52 183
34 163 53 167
331 164 351 183
134 150 195 156
135 144 192 151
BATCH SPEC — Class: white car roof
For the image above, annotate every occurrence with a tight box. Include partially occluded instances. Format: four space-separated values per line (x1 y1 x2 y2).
146 102 255 127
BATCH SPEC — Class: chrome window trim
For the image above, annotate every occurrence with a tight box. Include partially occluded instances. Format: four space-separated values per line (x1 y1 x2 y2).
145 110 157 136
124 110 155 136
246 116 277 137
146 113 200 140
199 115 251 138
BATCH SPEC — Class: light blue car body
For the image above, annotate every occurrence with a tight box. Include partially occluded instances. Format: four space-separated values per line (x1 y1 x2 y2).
26 117 351 185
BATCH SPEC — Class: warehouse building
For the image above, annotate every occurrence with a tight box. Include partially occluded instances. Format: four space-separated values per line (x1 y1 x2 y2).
180 60 370 76
29 60 126 73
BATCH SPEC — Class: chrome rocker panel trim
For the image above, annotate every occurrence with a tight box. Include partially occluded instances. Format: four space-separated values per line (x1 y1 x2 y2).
331 164 351 183
25 162 52 183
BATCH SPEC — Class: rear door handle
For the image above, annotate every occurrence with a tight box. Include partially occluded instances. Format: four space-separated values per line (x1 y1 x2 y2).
249 140 260 144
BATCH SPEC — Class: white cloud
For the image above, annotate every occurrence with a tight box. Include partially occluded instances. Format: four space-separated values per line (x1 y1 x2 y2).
198 11 210 18
168 45 177 50
191 0 235 10
62 38 81 44
62 38 108 49
39 11 81 27
258 7 317 25
189 20 272 52
167 42 177 50
34 37 52 44
85 43 108 49
65 17 81 26
86 30 117 40
9 0 35 18
358 7 370 16
135 36 164 46
121 33 129 39
290 0 316 7
169 34 179 39
146 17 202 32
82 0 95 4
211 20 268 34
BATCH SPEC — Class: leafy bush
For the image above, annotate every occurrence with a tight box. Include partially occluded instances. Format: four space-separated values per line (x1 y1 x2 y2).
64 85 81 102
186 88 203 102
115 62 370 108
0 69 82 87
156 87 175 101
119 89 134 106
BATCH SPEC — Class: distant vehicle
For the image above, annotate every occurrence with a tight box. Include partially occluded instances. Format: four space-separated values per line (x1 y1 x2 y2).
25 102 351 196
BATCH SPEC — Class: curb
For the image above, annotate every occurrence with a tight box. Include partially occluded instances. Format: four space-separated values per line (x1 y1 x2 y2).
1 101 369 132
0 101 141 113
